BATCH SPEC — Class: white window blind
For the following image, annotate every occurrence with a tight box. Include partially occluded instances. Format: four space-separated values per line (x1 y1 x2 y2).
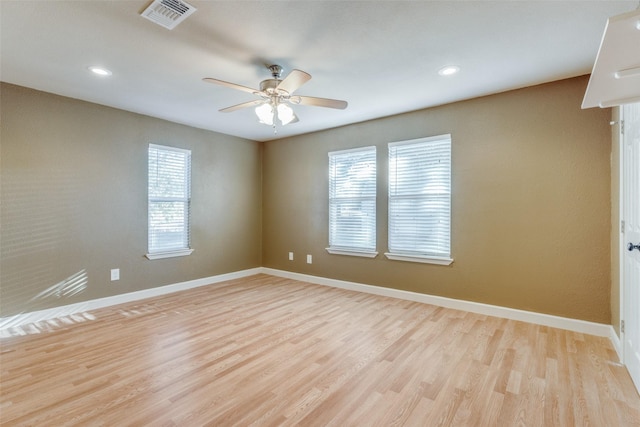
148 144 192 257
328 146 377 255
388 135 451 260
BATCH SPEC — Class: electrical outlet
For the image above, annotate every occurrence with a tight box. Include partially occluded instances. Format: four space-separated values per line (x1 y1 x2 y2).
110 268 120 281
289 252 294 261
306 254 312 264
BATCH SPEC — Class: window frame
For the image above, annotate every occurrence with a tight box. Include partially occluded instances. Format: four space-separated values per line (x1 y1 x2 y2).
145 143 193 260
326 145 378 258
385 134 453 265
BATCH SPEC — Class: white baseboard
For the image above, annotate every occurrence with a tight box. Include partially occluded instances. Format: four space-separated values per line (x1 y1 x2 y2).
261 268 614 338
0 266 614 341
0 268 262 333
610 327 624 362
1 267 630 393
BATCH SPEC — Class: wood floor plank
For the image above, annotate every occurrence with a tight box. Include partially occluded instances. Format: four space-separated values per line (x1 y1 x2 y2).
1 273 639 426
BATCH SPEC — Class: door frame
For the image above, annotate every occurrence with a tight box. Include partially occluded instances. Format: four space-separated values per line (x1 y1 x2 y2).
617 105 625 361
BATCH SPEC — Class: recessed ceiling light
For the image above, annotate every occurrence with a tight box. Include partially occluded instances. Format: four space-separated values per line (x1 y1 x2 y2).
438 65 460 76
88 66 112 76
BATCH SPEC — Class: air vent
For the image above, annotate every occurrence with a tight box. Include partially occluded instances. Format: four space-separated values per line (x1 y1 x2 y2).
141 0 196 30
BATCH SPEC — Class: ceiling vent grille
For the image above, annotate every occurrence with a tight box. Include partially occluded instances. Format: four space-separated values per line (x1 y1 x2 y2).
141 0 197 30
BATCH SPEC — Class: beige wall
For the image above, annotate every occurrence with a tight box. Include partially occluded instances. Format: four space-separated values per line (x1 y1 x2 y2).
1 77 615 325
262 76 613 323
0 83 263 317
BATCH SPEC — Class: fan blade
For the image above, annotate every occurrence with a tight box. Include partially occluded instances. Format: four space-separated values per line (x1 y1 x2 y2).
276 69 311 95
203 78 259 95
219 99 265 113
296 96 348 110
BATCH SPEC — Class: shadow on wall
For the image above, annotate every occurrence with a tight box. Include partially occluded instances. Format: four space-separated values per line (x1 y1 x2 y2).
28 269 88 302
0 172 94 337
0 269 91 338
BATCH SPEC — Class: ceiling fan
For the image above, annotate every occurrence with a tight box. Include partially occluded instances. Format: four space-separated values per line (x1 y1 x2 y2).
203 65 348 128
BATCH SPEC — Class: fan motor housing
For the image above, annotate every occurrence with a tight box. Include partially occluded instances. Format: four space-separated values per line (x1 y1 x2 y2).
260 79 285 95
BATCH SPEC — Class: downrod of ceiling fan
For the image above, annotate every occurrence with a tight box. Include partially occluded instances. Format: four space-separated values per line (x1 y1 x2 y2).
268 64 283 79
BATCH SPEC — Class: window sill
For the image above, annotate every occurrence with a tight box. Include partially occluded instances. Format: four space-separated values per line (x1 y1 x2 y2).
384 252 453 265
145 249 194 260
326 248 378 258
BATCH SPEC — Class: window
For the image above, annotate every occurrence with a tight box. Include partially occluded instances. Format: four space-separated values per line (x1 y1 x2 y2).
146 144 193 260
387 135 452 265
327 146 377 257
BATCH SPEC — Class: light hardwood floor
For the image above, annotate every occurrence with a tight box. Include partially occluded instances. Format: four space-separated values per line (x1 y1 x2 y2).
1 274 639 426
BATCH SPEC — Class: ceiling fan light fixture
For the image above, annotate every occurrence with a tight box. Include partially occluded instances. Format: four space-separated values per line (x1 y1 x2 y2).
256 101 296 127
255 103 274 125
277 103 295 125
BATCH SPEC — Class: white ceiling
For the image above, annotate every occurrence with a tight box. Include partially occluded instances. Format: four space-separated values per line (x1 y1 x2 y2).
1 1 637 142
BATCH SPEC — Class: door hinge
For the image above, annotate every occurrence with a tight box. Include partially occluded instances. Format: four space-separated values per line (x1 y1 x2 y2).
621 220 625 233
622 320 625 334
621 120 625 135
